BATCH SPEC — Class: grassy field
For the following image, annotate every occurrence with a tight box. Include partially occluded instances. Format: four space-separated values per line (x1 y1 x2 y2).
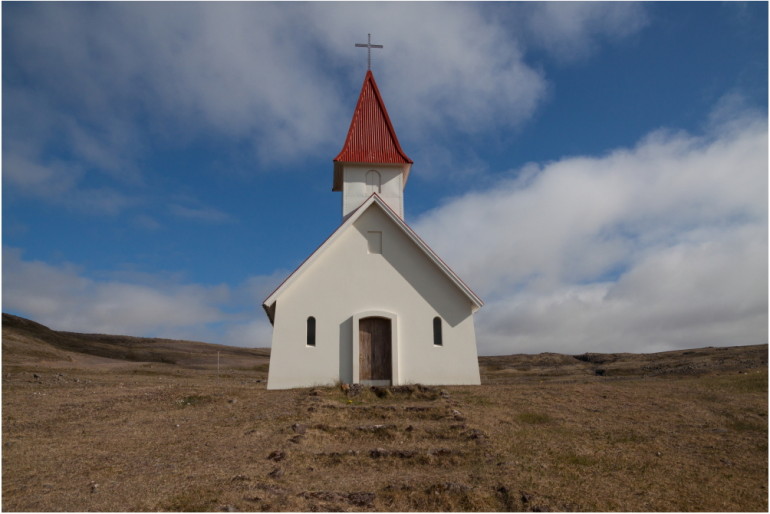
2 314 767 511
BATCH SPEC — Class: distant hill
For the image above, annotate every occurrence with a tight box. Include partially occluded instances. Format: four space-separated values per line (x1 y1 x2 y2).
479 344 768 384
3 313 766 382
2 313 270 370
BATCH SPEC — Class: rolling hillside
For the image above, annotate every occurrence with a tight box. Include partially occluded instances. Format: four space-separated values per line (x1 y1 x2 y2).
4 312 766 382
2 313 270 371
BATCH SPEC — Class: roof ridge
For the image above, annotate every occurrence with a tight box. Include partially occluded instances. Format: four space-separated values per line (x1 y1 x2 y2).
263 194 483 325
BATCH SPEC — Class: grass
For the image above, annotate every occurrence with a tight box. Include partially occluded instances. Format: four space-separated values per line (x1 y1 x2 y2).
702 371 768 393
2 315 767 511
516 411 553 424
176 394 213 407
4 366 765 512
561 453 597 467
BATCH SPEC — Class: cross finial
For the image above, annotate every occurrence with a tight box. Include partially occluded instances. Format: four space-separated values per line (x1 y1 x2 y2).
355 33 383 71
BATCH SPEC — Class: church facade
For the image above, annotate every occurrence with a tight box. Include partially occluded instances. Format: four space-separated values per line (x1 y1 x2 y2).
263 71 482 389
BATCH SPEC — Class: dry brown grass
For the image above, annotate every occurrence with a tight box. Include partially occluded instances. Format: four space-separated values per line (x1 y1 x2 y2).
2 314 767 511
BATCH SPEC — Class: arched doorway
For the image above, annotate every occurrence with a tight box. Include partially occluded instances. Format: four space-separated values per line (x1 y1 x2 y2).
358 316 392 385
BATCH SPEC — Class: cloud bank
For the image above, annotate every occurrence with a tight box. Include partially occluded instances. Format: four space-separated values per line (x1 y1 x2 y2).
7 104 764 355
414 106 768 355
2 248 279 347
4 2 645 213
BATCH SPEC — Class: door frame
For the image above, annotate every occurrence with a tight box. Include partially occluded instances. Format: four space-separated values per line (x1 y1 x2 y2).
352 311 399 385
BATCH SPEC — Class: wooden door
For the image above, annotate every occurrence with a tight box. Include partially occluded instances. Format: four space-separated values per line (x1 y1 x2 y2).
359 317 392 381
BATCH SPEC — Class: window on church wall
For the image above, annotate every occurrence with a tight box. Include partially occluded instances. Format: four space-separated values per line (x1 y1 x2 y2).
366 170 381 194
433 317 443 346
306 316 316 347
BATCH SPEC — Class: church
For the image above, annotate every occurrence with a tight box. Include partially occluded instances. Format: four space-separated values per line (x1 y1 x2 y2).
263 65 483 390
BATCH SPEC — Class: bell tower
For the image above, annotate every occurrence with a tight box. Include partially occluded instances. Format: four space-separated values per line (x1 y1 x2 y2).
333 70 413 219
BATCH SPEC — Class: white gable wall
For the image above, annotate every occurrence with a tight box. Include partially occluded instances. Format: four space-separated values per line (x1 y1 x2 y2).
267 203 481 389
342 165 404 219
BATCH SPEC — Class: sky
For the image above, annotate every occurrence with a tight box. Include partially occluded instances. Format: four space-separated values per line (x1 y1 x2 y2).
3 2 768 356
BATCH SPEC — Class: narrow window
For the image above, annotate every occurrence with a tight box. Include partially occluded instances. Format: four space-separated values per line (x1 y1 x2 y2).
306 316 316 347
433 317 443 346
366 170 381 194
367 231 382 254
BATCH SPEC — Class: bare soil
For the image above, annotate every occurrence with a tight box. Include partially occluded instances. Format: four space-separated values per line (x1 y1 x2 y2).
3 313 767 511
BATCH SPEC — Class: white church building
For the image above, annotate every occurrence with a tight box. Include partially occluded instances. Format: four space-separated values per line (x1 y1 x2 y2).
263 69 483 389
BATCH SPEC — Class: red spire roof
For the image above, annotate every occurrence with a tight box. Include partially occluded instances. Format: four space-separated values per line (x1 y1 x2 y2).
333 71 412 191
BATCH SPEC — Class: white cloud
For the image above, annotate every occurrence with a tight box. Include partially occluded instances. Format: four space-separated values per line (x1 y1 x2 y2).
4 147 136 215
4 2 648 208
3 86 141 215
519 2 648 62
221 319 274 349
312 2 547 135
413 107 768 355
3 248 224 335
2 248 281 347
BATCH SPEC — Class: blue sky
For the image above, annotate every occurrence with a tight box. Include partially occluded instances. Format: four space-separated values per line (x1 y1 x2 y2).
3 2 767 355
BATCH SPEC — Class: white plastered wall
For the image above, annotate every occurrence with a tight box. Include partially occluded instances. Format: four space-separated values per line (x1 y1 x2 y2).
266 203 481 389
341 165 404 219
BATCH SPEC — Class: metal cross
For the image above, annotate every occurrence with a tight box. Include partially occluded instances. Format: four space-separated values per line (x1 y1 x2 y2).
355 33 383 71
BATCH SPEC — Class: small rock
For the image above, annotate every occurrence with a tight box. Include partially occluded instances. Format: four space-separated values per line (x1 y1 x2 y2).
340 383 350 392
308 389 321 396
291 423 307 434
33 373 40 380
268 467 284 479
346 384 365 397
89 482 99 493
228 398 237 404
444 482 470 492
357 424 394 432
289 435 304 444
465 428 487 440
372 386 392 398
451 409 465 421
267 450 285 462
231 474 249 482
220 505 236 512
369 448 392 458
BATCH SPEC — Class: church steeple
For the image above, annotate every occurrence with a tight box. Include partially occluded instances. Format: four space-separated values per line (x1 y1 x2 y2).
333 71 412 218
